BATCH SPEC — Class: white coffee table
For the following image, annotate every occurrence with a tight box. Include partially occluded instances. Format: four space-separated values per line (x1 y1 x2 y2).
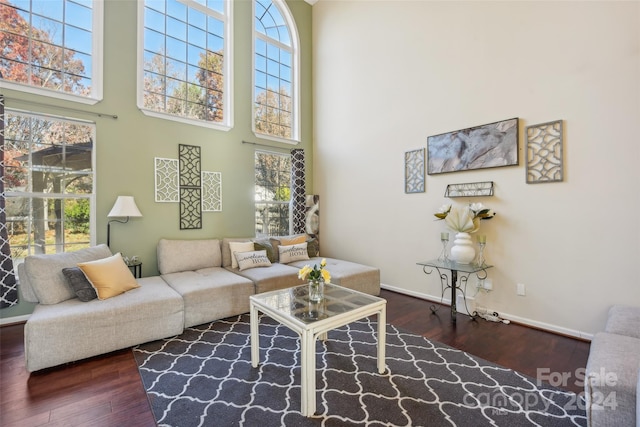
250 283 387 417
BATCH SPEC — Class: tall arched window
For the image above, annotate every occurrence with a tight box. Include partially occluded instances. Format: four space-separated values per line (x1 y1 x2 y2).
253 0 299 143
138 0 232 130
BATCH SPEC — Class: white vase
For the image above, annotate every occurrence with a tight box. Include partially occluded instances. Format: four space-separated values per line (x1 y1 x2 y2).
450 232 475 264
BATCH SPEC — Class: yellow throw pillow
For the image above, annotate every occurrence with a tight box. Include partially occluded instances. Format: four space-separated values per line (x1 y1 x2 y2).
280 235 307 246
77 253 140 300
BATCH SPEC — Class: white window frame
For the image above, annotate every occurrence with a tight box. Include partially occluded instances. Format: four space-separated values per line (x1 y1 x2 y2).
4 108 97 259
254 149 292 237
0 0 104 105
252 0 300 145
137 0 233 131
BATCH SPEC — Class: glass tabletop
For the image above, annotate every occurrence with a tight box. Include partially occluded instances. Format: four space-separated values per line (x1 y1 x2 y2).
416 259 493 274
250 283 385 324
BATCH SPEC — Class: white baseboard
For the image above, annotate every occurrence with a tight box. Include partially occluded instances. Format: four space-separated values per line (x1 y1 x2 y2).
2 285 593 341
0 314 30 326
380 283 593 341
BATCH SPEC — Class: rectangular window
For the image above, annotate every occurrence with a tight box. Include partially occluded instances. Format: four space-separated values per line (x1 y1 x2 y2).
3 110 95 260
254 150 290 237
0 0 103 103
139 0 232 130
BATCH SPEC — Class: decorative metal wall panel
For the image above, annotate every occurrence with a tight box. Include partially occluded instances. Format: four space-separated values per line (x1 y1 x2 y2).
179 144 201 187
291 149 306 234
180 188 202 230
202 171 222 212
405 148 425 193
526 120 564 184
0 94 19 308
179 144 202 229
154 158 179 202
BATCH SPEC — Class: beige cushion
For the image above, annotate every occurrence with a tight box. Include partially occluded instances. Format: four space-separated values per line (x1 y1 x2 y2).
78 253 140 300
270 233 308 262
221 238 253 267
279 242 309 264
235 250 272 271
23 244 113 305
227 263 301 294
161 268 254 328
228 241 255 269
157 238 222 274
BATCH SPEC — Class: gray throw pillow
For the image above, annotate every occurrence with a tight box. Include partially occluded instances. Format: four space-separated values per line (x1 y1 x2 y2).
306 238 319 258
253 239 277 263
62 267 98 302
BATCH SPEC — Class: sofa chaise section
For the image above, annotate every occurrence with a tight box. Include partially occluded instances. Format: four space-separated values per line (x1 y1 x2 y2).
18 244 184 372
221 237 381 296
287 257 380 296
23 276 184 372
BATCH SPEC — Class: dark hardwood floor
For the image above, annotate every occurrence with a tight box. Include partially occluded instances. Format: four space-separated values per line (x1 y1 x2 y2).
0 290 590 427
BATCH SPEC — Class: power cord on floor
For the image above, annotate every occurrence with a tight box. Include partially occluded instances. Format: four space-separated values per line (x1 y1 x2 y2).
475 311 511 324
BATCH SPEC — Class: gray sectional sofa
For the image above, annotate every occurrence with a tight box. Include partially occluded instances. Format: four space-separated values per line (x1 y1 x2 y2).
18 236 380 372
585 304 640 427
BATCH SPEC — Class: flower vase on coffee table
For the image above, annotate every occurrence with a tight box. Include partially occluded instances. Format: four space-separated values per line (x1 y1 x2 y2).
308 279 324 302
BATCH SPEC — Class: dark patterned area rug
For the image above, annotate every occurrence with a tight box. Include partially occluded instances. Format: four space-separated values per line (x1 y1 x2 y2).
133 314 587 427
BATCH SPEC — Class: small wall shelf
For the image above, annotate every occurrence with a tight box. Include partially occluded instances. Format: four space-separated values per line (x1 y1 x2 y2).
445 181 494 198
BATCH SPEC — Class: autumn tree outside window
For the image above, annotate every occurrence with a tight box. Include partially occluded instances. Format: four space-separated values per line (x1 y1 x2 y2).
253 0 299 144
3 110 96 259
0 0 103 104
255 150 291 237
138 0 232 130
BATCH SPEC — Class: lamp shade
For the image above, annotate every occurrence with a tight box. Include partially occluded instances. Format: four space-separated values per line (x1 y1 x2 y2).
108 196 143 218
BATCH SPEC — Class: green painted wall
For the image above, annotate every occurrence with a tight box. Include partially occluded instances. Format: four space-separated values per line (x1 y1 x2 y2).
1 0 313 321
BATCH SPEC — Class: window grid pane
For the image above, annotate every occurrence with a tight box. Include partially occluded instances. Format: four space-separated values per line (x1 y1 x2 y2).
254 151 291 236
4 111 95 258
253 0 295 140
142 0 227 124
0 0 95 97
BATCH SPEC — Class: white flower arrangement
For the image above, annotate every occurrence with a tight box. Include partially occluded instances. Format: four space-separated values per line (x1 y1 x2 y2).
434 203 495 233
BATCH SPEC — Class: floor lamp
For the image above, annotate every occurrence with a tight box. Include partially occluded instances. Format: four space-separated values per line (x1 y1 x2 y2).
107 196 143 247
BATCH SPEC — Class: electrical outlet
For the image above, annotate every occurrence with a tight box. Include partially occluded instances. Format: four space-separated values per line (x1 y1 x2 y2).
517 283 526 296
483 278 493 291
